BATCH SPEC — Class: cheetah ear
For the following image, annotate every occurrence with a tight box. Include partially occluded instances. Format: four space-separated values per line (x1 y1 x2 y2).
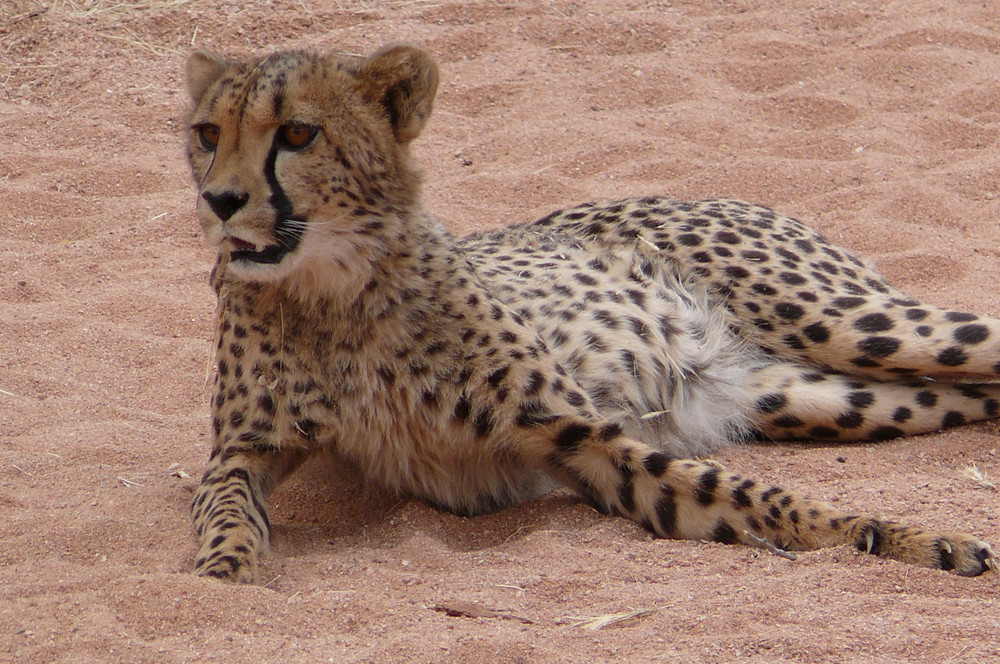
356 44 439 144
186 49 230 105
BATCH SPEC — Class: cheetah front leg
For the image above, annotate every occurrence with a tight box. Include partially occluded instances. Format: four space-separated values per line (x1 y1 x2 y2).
521 417 995 575
191 444 312 583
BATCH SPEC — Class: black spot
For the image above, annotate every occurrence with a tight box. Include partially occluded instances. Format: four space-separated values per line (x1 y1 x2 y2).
905 308 928 321
835 411 864 429
854 313 894 333
793 239 815 254
775 302 806 321
915 325 933 337
676 233 702 246
752 283 778 296
869 426 905 441
487 365 510 387
915 390 938 407
643 452 671 477
772 415 804 428
945 311 978 323
936 347 968 367
847 391 874 409
986 399 999 416
597 422 624 441
724 265 751 280
954 324 990 345
616 463 636 513
892 406 912 423
755 393 787 414
473 407 495 438
655 488 677 535
715 230 741 244
782 334 806 349
554 423 592 451
802 322 830 343
731 483 753 508
778 271 806 285
453 395 471 421
740 250 769 262
712 521 738 544
696 467 719 506
620 350 639 376
832 296 867 309
258 393 276 415
525 369 545 396
807 426 840 439
857 336 901 357
759 487 782 502
941 411 966 429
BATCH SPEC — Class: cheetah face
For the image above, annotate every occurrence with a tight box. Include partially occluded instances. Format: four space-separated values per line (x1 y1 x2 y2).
184 45 438 289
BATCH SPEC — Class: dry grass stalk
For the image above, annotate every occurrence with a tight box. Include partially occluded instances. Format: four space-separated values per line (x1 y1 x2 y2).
565 606 661 630
959 463 996 490
49 0 191 17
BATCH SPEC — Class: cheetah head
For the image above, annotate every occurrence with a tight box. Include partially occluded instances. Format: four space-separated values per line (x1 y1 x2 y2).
185 44 439 294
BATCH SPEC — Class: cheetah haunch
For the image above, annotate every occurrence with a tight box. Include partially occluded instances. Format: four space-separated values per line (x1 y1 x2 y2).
185 44 995 582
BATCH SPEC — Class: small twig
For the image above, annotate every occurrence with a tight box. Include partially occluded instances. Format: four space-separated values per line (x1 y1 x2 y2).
743 530 798 561
431 601 533 624
117 476 145 487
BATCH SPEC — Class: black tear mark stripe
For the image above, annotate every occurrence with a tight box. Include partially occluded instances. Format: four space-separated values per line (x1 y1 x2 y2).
263 132 303 255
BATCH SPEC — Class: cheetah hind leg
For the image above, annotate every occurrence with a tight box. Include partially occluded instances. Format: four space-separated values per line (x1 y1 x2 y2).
747 361 1000 441
526 415 994 575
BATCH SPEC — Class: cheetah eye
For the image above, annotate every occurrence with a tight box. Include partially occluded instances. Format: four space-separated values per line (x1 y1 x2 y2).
277 124 319 150
197 123 221 151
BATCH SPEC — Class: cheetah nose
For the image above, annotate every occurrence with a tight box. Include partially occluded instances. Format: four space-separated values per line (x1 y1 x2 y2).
202 190 249 221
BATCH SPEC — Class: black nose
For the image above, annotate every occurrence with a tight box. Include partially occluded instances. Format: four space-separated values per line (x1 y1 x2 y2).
202 190 249 221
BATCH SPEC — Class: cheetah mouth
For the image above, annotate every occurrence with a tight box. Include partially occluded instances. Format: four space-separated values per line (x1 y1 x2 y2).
231 243 290 265
227 215 306 265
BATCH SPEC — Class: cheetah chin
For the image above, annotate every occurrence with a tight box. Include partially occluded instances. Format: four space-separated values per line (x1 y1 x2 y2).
184 43 995 584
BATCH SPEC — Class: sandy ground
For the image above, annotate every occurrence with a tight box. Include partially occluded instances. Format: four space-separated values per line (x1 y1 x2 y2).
3 1 1000 662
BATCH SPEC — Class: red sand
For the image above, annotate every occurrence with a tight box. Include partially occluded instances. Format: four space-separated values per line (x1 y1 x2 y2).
2 1 999 662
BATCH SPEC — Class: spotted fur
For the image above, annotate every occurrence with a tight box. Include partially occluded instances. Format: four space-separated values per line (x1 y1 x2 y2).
184 44 995 583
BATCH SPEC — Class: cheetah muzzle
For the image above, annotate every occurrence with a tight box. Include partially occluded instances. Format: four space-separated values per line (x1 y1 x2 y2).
184 43 996 583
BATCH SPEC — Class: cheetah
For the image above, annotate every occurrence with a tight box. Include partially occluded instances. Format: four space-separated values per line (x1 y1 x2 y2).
185 43 997 583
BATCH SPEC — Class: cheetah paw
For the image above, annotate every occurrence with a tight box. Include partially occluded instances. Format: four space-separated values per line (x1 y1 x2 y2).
882 528 996 576
193 542 258 584
932 534 995 577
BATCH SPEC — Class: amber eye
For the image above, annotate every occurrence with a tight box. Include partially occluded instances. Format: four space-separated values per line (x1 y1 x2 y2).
197 124 220 150
278 124 319 150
